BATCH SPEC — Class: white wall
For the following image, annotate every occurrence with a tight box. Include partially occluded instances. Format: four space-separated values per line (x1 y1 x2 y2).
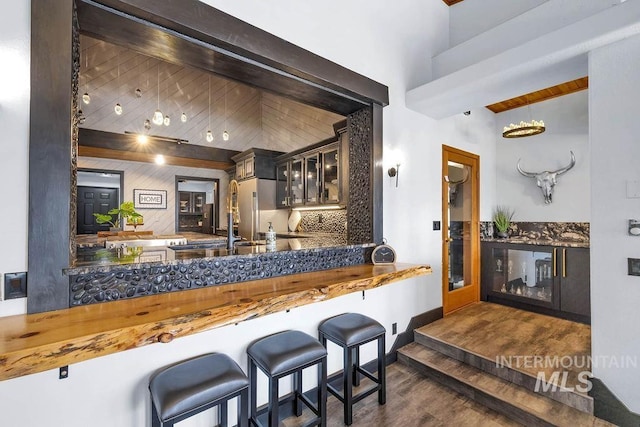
79 157 228 235
0 0 29 315
589 33 640 414
495 90 590 221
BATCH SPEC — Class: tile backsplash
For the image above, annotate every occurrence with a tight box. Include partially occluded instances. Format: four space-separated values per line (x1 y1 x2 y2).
298 209 347 233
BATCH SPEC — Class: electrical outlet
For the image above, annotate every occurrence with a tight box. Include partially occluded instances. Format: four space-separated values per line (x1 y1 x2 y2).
392 323 397 335
433 221 441 231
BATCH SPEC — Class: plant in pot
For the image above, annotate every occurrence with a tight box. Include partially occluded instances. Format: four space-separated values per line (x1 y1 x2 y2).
493 206 514 238
93 201 142 231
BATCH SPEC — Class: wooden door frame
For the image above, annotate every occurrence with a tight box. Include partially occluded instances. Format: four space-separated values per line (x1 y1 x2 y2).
442 145 480 315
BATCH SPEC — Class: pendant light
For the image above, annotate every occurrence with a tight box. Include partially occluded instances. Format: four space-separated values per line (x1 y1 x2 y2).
114 50 123 115
222 80 230 141
152 63 163 125
82 50 91 105
181 112 187 123
502 94 545 138
206 75 214 142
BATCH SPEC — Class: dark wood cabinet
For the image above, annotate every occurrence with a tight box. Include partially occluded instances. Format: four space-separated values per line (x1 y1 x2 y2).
481 241 590 323
559 247 590 318
276 142 342 208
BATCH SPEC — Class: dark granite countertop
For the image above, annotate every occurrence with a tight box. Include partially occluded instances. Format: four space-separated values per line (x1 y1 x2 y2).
481 237 589 248
66 234 361 275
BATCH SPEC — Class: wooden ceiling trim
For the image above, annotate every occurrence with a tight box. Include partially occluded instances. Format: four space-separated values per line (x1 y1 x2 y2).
485 76 589 113
78 128 240 169
79 146 234 169
443 0 464 5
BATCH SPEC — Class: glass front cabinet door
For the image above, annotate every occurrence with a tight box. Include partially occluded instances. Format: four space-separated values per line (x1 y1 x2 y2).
482 243 559 310
276 162 290 208
321 147 340 204
289 159 304 206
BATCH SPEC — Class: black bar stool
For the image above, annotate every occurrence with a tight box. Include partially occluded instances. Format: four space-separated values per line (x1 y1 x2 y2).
149 353 249 427
318 313 386 425
247 330 327 427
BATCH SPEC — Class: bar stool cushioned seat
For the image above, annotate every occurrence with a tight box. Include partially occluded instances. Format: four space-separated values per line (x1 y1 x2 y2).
247 330 327 426
318 313 386 425
149 352 249 427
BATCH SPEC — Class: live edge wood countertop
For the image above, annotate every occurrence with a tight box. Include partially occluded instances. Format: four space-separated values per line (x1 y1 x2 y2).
0 263 430 382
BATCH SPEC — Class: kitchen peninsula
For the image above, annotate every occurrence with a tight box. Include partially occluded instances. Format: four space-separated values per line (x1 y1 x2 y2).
69 230 361 306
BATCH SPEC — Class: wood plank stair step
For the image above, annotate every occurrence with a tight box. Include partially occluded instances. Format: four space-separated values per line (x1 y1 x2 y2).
398 342 613 427
414 329 594 414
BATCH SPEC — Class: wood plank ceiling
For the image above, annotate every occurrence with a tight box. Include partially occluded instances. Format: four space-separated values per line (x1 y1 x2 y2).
485 77 589 113
79 35 344 160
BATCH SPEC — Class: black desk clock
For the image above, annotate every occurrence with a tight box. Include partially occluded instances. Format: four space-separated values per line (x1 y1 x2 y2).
371 243 396 265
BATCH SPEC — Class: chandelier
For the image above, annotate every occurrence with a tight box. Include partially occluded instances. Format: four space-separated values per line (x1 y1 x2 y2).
502 120 545 138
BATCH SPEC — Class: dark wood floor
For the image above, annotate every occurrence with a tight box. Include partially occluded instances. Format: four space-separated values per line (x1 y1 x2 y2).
282 362 521 427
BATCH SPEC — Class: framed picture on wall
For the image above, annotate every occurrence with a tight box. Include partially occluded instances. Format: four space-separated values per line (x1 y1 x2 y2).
134 189 167 209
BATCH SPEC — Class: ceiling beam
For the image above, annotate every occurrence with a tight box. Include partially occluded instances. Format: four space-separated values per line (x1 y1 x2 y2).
79 128 239 169
485 77 588 113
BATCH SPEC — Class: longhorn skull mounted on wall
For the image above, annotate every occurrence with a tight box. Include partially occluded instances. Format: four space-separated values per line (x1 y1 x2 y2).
517 151 575 204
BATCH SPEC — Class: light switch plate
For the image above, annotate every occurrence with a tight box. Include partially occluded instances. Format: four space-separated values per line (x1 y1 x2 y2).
4 272 27 299
626 180 640 198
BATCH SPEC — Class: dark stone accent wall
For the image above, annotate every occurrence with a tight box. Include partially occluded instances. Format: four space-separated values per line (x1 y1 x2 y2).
299 210 347 234
347 108 373 244
70 5 79 261
69 246 367 306
480 221 590 242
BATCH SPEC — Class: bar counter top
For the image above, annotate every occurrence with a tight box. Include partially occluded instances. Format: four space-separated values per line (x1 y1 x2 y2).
0 263 431 382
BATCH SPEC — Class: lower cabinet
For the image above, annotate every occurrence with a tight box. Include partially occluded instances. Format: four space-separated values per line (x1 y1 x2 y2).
481 242 590 323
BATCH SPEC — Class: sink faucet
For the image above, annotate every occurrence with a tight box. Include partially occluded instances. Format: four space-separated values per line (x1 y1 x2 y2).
227 179 240 250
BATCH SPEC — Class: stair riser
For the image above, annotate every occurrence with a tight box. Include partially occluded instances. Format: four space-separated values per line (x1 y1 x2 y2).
414 332 593 413
398 351 557 427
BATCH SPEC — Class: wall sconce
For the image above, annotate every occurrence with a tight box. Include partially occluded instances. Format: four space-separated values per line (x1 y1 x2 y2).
388 164 400 187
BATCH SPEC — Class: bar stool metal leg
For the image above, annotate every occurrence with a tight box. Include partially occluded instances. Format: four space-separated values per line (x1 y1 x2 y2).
249 359 258 424
378 335 386 405
344 345 354 425
319 357 327 427
294 371 303 416
240 387 249 427
219 401 228 427
352 346 360 387
268 376 279 427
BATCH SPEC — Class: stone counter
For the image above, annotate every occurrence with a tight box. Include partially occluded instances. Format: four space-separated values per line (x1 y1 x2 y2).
0 263 431 382
67 236 372 306
481 238 589 248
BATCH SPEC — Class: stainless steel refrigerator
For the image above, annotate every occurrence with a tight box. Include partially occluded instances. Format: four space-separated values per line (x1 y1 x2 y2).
236 178 276 241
